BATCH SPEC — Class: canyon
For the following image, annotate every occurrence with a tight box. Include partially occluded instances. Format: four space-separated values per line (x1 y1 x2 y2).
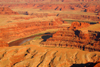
0 0 100 67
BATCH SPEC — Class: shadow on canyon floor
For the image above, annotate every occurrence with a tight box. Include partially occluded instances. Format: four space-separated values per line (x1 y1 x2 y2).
70 62 97 67
41 35 52 42
41 32 53 42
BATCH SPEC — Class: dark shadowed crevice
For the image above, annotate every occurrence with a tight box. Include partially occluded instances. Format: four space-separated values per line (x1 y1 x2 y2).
71 62 98 67
74 30 80 37
41 35 52 42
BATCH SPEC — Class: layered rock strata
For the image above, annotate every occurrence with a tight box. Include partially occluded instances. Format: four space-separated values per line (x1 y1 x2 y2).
0 17 67 47
41 22 100 51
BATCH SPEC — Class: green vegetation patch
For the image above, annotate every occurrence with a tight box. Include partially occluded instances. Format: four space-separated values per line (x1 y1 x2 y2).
33 36 41 40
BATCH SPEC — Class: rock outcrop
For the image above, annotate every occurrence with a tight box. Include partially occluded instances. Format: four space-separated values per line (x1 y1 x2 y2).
57 14 100 21
41 22 100 51
0 7 19 15
94 62 100 67
69 22 90 29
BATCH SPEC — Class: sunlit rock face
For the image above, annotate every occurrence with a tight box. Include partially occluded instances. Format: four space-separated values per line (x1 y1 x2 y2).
41 22 100 51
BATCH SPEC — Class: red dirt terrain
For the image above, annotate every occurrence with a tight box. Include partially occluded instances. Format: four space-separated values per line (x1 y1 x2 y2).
0 7 19 15
0 2 100 21
0 45 100 67
5 3 100 21
0 40 9 47
1 3 100 13
0 0 99 2
0 0 100 67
